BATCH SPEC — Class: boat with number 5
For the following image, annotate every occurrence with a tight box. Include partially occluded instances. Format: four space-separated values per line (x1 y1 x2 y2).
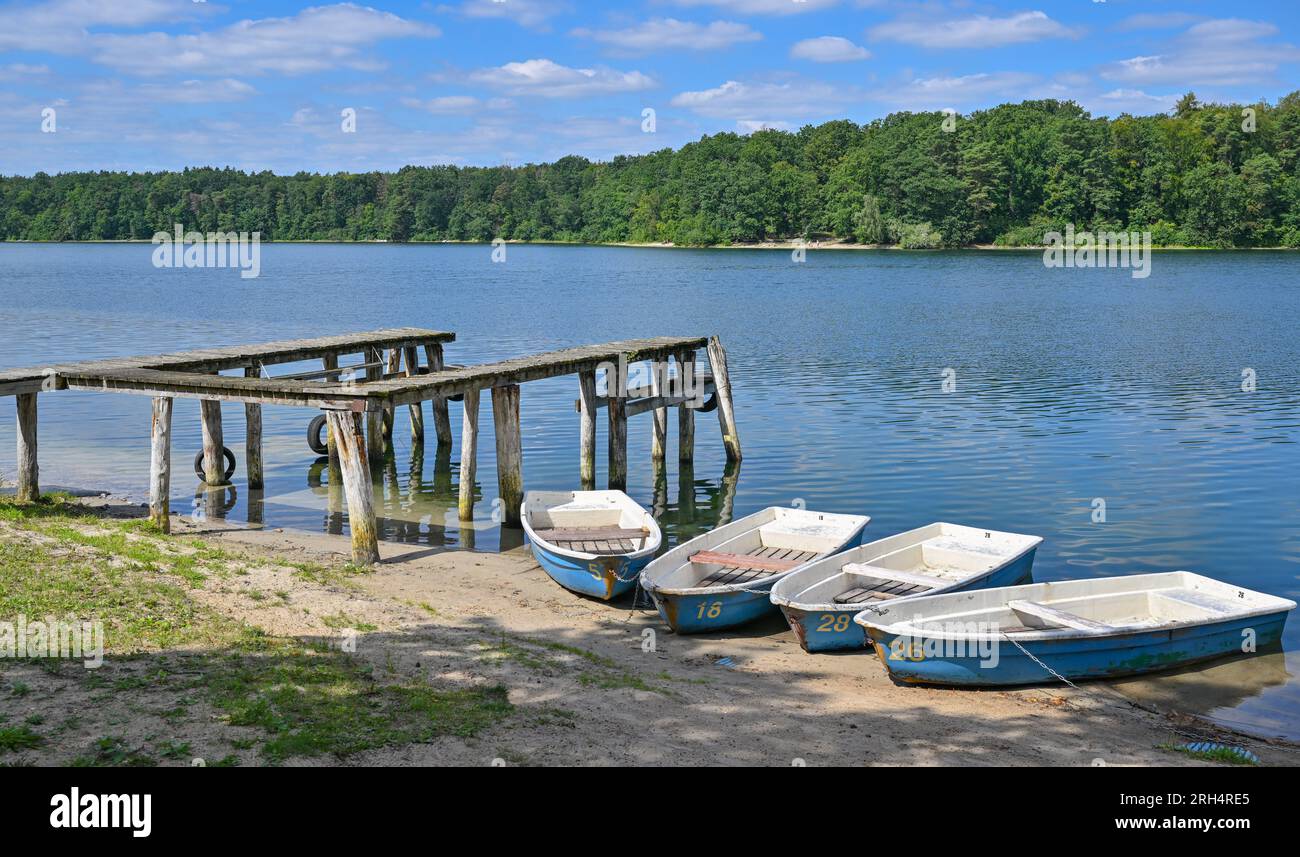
522 490 662 601
640 507 870 633
770 523 1042 653
853 572 1296 686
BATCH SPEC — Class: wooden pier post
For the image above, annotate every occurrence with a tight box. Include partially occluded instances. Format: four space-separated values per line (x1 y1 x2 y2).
324 409 380 566
706 336 742 463
381 348 400 446
199 399 230 486
650 360 667 466
15 393 38 501
402 346 424 445
243 367 264 489
322 354 340 469
458 388 479 521
364 347 385 462
424 343 453 446
149 397 172 532
578 370 597 489
675 349 696 463
492 385 523 527
608 390 627 491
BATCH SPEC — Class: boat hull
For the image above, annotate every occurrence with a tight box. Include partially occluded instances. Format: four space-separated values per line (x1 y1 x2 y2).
867 610 1290 686
783 546 1038 653
529 540 650 601
651 585 779 633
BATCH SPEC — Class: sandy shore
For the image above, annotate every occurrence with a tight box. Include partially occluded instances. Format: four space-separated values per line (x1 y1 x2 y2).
133 511 1298 767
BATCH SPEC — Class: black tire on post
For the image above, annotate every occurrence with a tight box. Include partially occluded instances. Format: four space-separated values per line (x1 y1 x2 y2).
193 447 237 482
307 414 329 455
697 392 719 413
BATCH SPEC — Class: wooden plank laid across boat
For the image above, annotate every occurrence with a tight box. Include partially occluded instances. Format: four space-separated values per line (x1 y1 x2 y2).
853 571 1297 686
770 523 1042 653
640 507 869 633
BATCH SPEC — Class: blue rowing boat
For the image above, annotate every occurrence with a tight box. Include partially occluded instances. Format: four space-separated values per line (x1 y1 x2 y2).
521 490 661 601
770 522 1041 653
854 572 1296 685
640 507 869 633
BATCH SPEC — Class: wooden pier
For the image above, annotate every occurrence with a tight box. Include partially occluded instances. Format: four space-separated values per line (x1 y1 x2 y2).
1 329 740 565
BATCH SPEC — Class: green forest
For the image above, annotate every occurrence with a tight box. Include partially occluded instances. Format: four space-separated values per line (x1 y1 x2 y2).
4 93 1299 248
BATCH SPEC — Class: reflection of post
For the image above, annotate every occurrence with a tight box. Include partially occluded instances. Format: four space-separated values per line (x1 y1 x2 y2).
498 524 525 553
325 409 380 566
203 483 228 521
458 523 476 551
326 461 345 537
382 348 400 448
458 389 479 522
433 440 453 498
651 464 668 519
149 396 173 532
243 368 264 490
247 488 264 527
706 336 742 463
578 370 597 490
492 385 523 527
675 350 695 463
717 460 740 527
677 462 696 523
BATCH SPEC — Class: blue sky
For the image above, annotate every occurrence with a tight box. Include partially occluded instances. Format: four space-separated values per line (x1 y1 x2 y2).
1 0 1298 175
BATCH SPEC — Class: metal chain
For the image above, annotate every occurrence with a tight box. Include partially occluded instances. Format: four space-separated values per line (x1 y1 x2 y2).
1000 632 1079 689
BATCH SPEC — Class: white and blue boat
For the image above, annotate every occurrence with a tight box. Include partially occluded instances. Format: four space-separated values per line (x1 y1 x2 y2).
770 523 1041 653
640 507 869 634
854 571 1296 686
521 490 661 601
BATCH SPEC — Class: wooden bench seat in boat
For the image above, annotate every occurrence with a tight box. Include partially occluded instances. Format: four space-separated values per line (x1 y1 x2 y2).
1007 600 1114 632
692 548 817 586
832 564 949 604
532 525 651 555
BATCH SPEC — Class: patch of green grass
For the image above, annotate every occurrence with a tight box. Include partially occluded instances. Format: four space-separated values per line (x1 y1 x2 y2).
70 736 155 767
1159 742 1260 766
24 713 44 726
8 680 30 697
206 641 512 763
321 613 377 632
157 741 192 760
0 726 43 754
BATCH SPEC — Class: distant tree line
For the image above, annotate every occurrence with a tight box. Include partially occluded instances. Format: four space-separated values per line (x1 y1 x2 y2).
4 93 1299 248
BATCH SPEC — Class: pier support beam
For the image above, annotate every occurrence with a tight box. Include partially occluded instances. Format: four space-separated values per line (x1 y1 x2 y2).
199 400 230 486
364 347 384 462
324 409 380 566
149 397 173 532
243 367 264 489
706 336 742 463
425 343 453 446
608 389 627 491
402 346 424 445
381 348 400 446
322 354 340 470
578 370 597 489
492 385 523 527
15 393 38 502
650 360 667 466
675 349 695 463
458 389 479 522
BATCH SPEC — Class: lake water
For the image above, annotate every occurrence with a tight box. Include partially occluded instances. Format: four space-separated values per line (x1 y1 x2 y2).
2 243 1298 740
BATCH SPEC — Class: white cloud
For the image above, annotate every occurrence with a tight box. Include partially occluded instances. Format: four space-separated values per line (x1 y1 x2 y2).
1088 88 1179 115
136 78 258 103
670 78 857 123
870 10 1078 49
790 36 870 62
439 0 570 29
871 72 1040 108
401 95 516 114
470 58 655 97
89 4 439 76
1114 13 1204 32
669 0 842 15
572 19 761 53
1101 18 1300 87
0 0 213 53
